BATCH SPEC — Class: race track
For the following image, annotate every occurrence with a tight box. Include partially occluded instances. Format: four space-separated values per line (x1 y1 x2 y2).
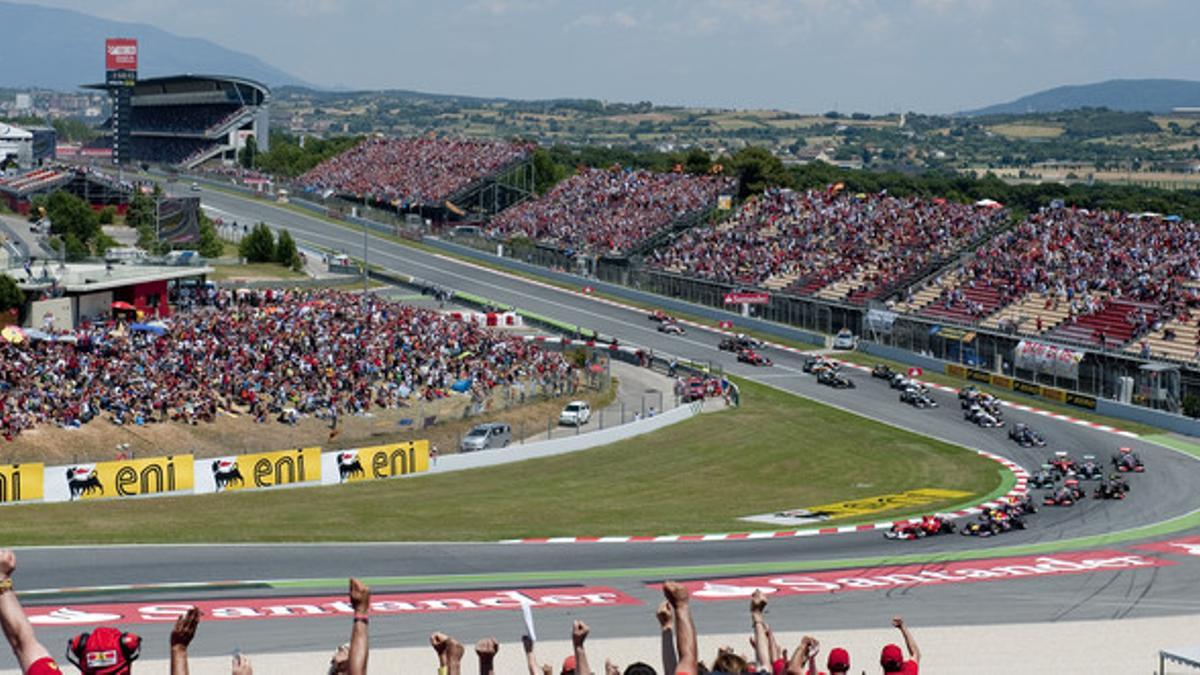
10 185 1200 663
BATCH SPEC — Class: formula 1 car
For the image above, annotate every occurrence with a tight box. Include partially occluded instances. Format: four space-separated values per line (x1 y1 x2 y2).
961 511 1026 537
1074 455 1104 481
1043 479 1086 506
889 373 912 390
998 494 1039 517
958 385 979 402
817 368 856 389
872 363 897 380
900 384 938 408
1094 476 1130 500
648 310 673 323
657 321 685 335
801 355 830 373
719 334 764 352
964 404 1005 428
737 349 773 367
1028 464 1057 489
960 391 1003 417
1008 423 1047 448
1047 451 1077 478
885 515 957 540
1112 447 1145 473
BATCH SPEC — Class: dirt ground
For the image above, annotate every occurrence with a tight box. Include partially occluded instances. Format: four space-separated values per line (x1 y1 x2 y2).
0 377 615 466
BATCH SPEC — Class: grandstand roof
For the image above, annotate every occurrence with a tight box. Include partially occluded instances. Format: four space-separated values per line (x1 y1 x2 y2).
83 74 270 105
0 123 33 141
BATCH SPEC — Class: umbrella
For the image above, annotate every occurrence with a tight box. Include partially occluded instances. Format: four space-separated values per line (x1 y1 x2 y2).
111 301 136 312
1 326 25 344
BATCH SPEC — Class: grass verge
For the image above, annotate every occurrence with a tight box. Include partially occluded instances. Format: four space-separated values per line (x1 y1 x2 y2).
0 379 1002 545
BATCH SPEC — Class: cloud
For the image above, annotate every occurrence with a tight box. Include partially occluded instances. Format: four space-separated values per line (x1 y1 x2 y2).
271 0 345 16
568 9 640 30
466 0 556 15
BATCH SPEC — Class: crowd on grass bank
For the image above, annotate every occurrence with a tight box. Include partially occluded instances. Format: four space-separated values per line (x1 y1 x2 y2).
298 137 535 205
488 168 735 257
0 549 922 675
0 288 574 441
648 188 1006 301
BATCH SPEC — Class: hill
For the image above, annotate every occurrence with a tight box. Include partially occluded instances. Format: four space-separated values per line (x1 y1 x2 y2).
0 1 313 90
962 79 1200 116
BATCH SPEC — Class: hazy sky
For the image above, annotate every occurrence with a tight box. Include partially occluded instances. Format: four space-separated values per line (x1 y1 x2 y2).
20 0 1200 113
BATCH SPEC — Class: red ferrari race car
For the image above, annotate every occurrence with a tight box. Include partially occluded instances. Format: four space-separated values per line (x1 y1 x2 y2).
648 310 673 323
1043 478 1086 506
737 349 773 366
1111 447 1145 473
885 514 957 540
1047 451 1077 478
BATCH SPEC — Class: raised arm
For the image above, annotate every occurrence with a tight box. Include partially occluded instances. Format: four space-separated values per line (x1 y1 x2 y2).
348 578 371 675
169 606 202 675
656 600 678 675
522 635 543 675
475 638 499 675
572 620 592 675
750 590 771 669
0 549 53 672
893 616 920 664
663 581 698 675
432 633 466 675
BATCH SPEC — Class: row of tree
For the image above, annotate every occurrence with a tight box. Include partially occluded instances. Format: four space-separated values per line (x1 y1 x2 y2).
238 223 302 270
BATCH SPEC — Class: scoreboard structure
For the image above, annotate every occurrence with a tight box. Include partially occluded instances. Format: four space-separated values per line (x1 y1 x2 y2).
105 38 138 165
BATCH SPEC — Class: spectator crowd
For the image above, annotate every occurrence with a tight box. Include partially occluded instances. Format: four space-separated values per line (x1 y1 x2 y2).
299 137 535 205
932 207 1200 330
648 188 1005 301
0 549 924 675
488 168 735 256
0 288 574 441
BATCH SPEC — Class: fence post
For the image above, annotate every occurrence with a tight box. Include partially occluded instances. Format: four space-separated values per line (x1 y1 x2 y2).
547 418 553 440
621 401 626 424
599 410 604 430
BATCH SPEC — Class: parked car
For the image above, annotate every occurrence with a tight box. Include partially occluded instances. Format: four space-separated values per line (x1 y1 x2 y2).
832 328 858 350
559 401 592 426
460 422 512 452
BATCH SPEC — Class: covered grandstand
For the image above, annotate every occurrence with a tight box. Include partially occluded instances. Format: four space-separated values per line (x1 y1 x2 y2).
83 74 270 169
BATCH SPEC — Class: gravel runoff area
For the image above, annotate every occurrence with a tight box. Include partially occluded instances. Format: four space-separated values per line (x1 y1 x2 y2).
70 614 1200 675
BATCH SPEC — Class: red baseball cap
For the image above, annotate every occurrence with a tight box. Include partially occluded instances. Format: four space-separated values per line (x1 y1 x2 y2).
562 655 576 674
880 644 904 672
827 647 850 672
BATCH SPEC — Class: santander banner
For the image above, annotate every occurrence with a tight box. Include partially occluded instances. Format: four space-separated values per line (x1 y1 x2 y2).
105 38 138 71
26 586 639 627
661 551 1171 601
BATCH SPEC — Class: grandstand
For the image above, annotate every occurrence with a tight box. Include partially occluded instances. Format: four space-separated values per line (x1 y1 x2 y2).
0 165 132 215
83 75 270 169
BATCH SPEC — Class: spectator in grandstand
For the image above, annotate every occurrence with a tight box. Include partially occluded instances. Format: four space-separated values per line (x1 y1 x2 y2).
489 168 734 257
0 288 575 441
880 617 920 674
300 137 534 206
0 549 59 675
649 188 1004 302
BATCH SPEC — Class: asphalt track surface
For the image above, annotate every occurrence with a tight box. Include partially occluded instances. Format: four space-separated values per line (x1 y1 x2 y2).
12 186 1200 662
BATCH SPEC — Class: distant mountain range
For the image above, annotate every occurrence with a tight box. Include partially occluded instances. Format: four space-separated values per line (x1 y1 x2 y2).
0 1 312 90
962 79 1200 116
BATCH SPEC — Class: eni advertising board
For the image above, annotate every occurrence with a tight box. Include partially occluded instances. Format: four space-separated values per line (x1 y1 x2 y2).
44 456 194 503
0 463 44 503
322 441 430 485
197 447 320 493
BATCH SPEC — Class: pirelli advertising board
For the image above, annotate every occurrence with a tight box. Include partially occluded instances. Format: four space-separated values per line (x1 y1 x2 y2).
197 447 321 493
0 463 44 503
43 455 194 503
321 441 430 485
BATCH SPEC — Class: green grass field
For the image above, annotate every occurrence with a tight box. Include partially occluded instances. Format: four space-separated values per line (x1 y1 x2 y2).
1 380 1003 545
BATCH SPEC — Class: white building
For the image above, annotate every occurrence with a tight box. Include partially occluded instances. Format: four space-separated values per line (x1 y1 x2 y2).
0 123 33 168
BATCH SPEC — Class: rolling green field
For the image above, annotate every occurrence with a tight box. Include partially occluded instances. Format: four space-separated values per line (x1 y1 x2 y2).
2 380 1004 544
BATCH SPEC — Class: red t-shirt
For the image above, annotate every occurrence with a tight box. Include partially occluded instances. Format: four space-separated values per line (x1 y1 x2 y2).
899 660 919 675
27 656 62 675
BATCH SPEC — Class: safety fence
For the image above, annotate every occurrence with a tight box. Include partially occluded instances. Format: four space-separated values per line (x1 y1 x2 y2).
0 441 429 505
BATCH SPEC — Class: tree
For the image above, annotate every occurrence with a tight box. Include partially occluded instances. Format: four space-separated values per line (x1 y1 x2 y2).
683 147 712 175
239 135 258 169
44 191 99 243
98 206 115 225
0 275 23 312
239 222 276 263
196 213 224 258
726 146 791 198
274 228 301 270
61 233 89 262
